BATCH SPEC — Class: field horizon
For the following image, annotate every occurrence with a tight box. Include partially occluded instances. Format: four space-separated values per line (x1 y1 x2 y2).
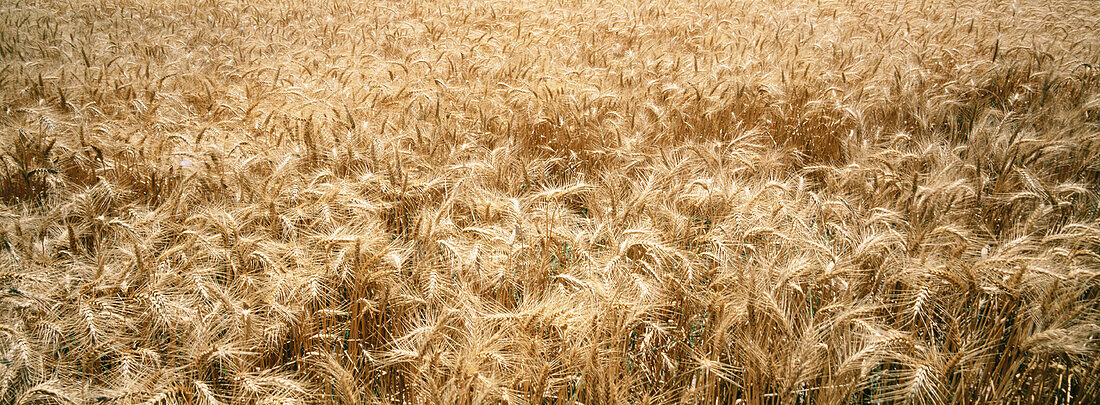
2 0 1100 403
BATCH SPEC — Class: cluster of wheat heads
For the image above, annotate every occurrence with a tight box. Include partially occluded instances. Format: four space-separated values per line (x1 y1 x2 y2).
1 0 1099 403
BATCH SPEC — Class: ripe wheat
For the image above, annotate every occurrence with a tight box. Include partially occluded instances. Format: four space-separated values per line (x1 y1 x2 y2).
2 0 1099 403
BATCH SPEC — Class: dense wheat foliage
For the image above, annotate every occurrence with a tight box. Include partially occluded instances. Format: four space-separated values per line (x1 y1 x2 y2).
2 0 1100 403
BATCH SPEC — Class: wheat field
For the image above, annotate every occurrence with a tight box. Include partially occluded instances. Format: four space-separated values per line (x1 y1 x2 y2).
1 0 1099 403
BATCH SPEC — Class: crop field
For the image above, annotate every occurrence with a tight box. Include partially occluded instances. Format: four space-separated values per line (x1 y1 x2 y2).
1 0 1100 403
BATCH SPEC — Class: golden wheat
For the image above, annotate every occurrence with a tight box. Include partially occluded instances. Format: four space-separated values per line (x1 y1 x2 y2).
1 0 1099 403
